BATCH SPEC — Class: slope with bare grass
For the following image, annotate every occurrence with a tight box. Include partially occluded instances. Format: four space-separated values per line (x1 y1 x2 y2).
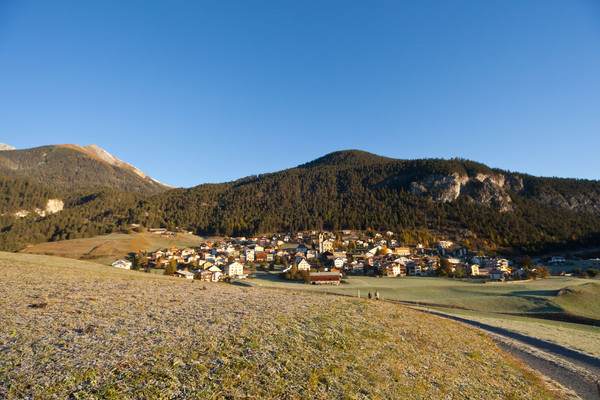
0 253 558 399
20 232 208 265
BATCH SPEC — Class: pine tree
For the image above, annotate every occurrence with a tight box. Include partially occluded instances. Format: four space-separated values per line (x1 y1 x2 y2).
165 258 177 275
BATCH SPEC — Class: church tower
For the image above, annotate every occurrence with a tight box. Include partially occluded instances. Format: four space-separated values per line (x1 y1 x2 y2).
318 233 324 254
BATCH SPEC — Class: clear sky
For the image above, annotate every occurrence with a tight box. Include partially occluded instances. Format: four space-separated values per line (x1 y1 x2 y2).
1 1 599 188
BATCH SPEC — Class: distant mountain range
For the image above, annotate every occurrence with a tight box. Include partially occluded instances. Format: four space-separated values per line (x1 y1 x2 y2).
1 146 600 254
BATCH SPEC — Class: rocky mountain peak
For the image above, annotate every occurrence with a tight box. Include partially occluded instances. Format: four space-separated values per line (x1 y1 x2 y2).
0 143 16 151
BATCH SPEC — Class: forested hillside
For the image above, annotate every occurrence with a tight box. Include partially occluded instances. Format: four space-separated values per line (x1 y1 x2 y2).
1 149 600 254
130 151 600 254
0 177 60 215
0 189 141 251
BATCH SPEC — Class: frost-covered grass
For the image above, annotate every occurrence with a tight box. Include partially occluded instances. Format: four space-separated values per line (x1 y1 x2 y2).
0 253 557 399
250 272 596 317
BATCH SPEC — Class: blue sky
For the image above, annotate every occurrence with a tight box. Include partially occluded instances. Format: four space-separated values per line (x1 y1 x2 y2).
1 1 599 187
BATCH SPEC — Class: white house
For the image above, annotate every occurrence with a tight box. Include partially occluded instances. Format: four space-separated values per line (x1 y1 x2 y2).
174 270 195 280
198 266 222 282
180 248 195 257
223 262 245 278
437 241 454 249
350 262 364 273
390 263 405 277
447 258 461 265
112 259 132 269
333 258 345 269
297 259 311 271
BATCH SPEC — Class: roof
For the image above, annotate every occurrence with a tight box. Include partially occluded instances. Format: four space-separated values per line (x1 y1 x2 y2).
174 270 195 277
309 272 341 277
309 272 341 282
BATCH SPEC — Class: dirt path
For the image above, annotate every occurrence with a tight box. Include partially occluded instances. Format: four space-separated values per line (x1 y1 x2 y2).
418 308 600 400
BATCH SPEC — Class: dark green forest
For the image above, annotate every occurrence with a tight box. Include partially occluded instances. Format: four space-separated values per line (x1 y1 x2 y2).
2 149 600 255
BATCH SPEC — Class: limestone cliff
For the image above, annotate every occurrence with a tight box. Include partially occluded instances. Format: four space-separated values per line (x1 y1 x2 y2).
409 172 524 212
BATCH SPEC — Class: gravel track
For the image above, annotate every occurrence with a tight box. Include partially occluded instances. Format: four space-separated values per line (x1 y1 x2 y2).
414 308 600 400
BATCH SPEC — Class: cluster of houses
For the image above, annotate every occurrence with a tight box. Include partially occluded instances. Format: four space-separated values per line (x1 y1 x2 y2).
112 230 546 283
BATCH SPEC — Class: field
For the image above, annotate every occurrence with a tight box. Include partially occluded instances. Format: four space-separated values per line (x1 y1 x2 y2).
20 232 211 265
248 271 600 319
0 252 559 399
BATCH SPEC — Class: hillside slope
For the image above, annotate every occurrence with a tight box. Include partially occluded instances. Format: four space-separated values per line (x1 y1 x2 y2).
0 144 170 250
132 150 600 254
0 144 169 194
2 149 600 254
0 176 61 216
0 252 558 399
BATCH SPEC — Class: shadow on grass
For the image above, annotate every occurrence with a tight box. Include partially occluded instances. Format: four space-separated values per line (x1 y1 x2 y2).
508 289 562 297
498 292 564 313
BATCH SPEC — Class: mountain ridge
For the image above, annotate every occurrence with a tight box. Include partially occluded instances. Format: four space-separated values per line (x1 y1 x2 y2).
119 150 600 254
0 144 171 194
1 148 600 254
296 151 600 214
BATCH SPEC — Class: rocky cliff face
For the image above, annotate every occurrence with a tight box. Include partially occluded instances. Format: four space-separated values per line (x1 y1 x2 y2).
410 173 469 203
14 199 64 218
408 170 600 215
409 172 524 212
534 190 600 215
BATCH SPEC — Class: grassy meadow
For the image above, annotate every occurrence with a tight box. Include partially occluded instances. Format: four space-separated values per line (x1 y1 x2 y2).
0 252 559 399
248 270 600 319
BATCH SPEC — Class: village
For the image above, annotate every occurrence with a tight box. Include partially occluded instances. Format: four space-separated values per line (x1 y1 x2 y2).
111 228 555 283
